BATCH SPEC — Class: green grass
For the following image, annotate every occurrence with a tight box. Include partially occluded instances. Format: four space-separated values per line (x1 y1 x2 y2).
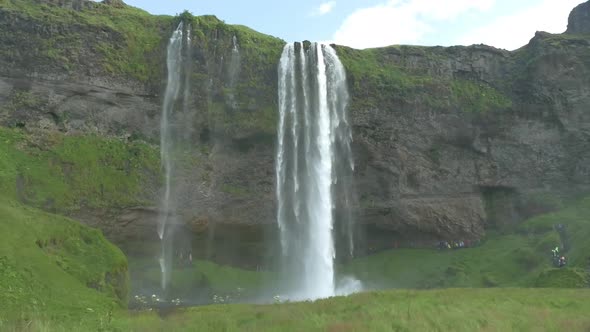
535 268 590 288
123 288 590 331
342 195 590 290
221 183 250 196
519 196 590 269
6 288 587 331
129 257 271 302
450 79 512 112
341 233 550 289
0 196 127 327
0 128 159 211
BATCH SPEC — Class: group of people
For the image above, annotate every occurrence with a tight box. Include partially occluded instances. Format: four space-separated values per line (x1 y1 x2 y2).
437 240 473 250
551 246 567 268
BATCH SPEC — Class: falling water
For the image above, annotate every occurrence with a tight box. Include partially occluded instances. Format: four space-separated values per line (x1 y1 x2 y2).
181 25 194 140
228 35 241 84
226 35 241 110
158 22 189 291
276 42 355 300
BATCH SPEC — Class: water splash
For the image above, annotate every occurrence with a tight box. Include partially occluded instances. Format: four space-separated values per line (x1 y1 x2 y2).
276 42 357 300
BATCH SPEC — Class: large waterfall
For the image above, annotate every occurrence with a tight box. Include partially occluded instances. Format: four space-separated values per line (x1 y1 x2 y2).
158 22 192 290
276 42 355 300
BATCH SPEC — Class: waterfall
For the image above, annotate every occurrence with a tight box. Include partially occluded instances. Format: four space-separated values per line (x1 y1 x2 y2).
158 22 190 291
226 35 241 110
276 42 355 300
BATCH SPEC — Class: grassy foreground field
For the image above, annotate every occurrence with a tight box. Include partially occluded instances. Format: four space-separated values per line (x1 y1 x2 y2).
119 288 590 332
3 288 589 331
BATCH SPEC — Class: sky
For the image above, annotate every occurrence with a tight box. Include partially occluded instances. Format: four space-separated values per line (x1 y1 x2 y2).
120 0 585 50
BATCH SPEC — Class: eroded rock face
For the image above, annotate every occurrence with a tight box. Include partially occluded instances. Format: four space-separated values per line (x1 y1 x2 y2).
567 1 590 34
1 1 590 263
342 29 590 245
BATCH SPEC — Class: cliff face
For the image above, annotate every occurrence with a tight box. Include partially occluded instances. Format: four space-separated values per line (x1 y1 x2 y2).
339 35 590 245
567 1 590 34
1 0 590 263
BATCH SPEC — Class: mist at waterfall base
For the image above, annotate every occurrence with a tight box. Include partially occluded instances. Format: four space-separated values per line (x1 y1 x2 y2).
275 42 362 301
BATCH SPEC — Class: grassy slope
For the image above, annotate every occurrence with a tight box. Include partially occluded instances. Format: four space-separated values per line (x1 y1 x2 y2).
342 196 590 290
0 196 127 328
0 127 159 211
519 196 590 269
342 235 547 289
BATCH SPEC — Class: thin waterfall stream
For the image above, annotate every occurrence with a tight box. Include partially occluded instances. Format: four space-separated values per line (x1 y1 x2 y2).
158 22 191 291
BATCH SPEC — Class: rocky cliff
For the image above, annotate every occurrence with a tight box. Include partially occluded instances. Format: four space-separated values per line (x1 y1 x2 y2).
567 1 590 34
1 0 590 264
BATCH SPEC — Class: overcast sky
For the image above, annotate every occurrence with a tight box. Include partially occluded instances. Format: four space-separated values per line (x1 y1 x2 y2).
120 0 585 50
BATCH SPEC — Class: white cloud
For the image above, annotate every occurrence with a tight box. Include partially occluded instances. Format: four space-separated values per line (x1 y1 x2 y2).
333 0 495 49
311 1 337 16
455 0 582 50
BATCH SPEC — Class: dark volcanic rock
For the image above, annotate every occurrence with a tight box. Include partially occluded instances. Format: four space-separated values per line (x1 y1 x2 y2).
566 1 590 34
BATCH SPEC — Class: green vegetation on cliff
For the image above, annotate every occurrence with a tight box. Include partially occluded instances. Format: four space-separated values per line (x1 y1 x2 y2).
0 0 285 108
189 15 283 137
336 45 513 112
0 0 170 81
0 128 159 212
